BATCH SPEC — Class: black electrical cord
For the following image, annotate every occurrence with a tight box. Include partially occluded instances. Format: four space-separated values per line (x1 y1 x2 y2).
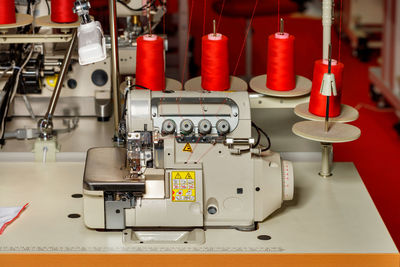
120 84 150 121
251 123 261 148
251 122 271 151
45 0 50 15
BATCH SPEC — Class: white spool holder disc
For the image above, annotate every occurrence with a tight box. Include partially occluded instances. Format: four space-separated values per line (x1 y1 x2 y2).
184 75 248 91
294 103 359 123
120 77 182 92
0 14 34 30
250 74 312 97
35 15 82 29
292 121 361 143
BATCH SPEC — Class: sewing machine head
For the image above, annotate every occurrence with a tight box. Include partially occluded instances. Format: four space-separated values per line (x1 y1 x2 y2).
83 89 294 234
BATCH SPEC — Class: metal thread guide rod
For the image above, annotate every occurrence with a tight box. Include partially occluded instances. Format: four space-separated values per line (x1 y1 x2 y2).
109 0 122 142
38 30 78 140
147 4 152 36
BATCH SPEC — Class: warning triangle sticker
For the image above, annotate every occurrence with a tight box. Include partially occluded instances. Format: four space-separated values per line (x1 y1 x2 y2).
182 143 193 152
185 172 192 179
175 173 182 179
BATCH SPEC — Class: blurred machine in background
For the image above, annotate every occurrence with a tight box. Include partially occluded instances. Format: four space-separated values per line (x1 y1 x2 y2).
368 0 400 134
340 0 383 61
0 0 166 121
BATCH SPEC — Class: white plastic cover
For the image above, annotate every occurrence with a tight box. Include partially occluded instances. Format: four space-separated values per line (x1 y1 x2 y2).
77 21 107 65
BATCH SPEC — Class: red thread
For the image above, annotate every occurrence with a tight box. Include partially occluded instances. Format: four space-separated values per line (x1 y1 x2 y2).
308 59 344 117
201 34 230 91
0 0 16 25
136 35 165 91
266 33 296 91
217 0 226 31
51 0 78 23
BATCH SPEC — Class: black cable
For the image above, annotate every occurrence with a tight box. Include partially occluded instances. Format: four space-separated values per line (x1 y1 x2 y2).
131 84 149 90
251 122 261 148
45 0 50 15
251 122 271 151
26 0 32 15
120 84 150 121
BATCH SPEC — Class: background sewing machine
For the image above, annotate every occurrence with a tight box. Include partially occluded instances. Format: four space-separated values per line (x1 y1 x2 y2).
0 0 166 121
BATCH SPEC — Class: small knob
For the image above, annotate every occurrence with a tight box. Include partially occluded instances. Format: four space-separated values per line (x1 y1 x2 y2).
180 119 194 135
216 119 230 135
161 119 176 135
198 119 212 135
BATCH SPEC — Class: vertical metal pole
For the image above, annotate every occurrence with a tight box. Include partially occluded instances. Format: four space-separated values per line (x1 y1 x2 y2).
319 143 333 177
178 0 188 82
38 29 77 139
109 0 121 137
245 19 252 81
322 0 333 60
46 30 77 118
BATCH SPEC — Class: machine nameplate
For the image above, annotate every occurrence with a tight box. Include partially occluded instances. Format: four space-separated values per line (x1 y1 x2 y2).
171 171 196 202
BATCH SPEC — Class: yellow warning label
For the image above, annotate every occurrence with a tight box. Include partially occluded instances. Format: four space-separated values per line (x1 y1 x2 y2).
182 143 193 152
46 74 59 88
171 171 196 202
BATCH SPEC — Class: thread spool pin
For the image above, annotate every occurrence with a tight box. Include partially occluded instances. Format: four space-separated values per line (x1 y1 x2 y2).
280 18 284 34
213 19 216 36
147 5 152 36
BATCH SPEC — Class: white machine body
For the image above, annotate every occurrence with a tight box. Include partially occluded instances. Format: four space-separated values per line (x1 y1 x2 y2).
83 90 294 230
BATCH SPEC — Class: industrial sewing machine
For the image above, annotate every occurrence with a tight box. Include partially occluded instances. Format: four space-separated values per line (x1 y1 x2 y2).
83 89 294 236
0 0 166 121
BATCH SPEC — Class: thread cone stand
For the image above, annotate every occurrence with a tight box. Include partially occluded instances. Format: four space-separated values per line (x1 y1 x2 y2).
0 14 34 32
292 121 361 177
249 75 312 97
35 15 93 29
294 103 359 123
184 76 248 91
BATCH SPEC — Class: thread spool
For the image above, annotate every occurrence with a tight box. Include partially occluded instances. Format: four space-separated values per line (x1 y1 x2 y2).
201 33 230 91
266 32 296 91
0 0 16 25
136 35 165 91
51 0 78 23
308 59 344 117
